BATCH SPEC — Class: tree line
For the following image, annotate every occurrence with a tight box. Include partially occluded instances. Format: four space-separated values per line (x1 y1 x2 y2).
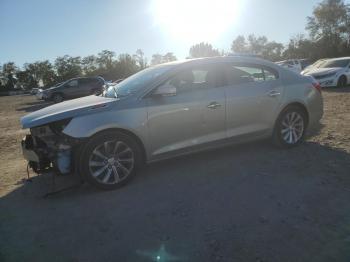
1 0 349 91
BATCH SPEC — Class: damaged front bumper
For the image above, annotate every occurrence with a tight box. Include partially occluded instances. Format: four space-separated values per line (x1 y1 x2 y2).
21 120 83 175
22 135 49 173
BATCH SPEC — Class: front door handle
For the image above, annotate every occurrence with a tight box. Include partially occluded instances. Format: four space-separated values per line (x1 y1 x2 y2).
207 102 221 109
267 90 281 97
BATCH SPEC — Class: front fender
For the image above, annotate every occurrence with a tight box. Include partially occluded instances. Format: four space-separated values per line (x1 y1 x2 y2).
62 107 149 148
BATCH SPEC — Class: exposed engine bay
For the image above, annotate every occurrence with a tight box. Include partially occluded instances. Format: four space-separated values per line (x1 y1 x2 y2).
21 118 82 175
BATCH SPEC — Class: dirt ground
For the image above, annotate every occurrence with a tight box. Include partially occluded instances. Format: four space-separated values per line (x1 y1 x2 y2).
0 89 350 262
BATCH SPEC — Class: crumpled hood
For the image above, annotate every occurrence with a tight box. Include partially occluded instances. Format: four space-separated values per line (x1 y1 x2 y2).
302 67 342 76
21 95 116 129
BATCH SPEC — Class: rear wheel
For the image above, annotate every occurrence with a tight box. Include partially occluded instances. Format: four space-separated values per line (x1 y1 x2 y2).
52 93 63 103
273 106 307 148
80 131 142 190
337 75 347 88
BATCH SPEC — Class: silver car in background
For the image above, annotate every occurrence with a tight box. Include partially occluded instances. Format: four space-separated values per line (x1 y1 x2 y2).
21 56 323 190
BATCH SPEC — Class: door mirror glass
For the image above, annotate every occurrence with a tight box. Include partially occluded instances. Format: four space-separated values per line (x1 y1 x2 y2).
153 84 176 97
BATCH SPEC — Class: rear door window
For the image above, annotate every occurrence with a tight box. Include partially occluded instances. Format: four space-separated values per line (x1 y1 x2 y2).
225 63 278 86
165 65 225 94
79 78 93 87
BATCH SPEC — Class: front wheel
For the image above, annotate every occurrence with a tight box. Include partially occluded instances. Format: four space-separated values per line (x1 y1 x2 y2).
273 106 307 148
52 93 63 103
80 131 142 190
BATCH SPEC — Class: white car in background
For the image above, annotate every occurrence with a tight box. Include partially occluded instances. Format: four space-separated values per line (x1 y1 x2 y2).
301 57 350 88
301 59 327 75
276 59 310 73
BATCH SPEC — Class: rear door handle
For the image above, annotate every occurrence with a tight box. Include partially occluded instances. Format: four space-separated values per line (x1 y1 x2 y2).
207 102 221 109
267 90 281 97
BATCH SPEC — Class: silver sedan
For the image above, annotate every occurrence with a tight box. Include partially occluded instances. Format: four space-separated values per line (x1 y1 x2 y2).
21 56 323 189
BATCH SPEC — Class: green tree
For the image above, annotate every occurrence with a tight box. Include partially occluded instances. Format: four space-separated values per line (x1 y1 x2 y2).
113 54 139 79
283 34 316 60
162 52 177 63
2 62 17 76
262 42 284 61
54 55 82 82
247 35 268 55
306 0 350 57
231 35 284 61
151 54 163 65
133 49 147 69
97 50 115 70
24 61 56 87
16 70 37 90
81 55 98 76
189 42 220 58
231 35 247 53
150 53 177 65
1 62 18 90
38 61 56 86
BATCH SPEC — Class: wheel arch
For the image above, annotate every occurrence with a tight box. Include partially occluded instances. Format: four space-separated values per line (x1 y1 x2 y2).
338 74 347 83
51 91 65 100
276 102 309 127
87 128 147 163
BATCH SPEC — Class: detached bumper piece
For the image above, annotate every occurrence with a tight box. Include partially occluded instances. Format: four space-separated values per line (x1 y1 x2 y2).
22 134 51 173
22 134 83 197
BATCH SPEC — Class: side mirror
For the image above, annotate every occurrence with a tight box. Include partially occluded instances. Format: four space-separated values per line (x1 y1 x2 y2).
153 84 176 97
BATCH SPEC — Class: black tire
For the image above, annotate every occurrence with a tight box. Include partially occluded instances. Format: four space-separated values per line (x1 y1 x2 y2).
79 130 143 190
337 75 347 88
52 93 63 103
272 106 307 148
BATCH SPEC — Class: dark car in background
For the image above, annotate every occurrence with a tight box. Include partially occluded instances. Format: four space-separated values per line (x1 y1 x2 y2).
40 77 105 103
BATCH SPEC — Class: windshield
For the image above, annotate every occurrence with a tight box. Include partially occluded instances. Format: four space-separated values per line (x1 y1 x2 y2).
103 65 174 98
55 82 64 87
320 59 350 68
311 60 326 68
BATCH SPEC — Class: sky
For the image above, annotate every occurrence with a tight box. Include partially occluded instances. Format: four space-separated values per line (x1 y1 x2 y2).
0 0 321 66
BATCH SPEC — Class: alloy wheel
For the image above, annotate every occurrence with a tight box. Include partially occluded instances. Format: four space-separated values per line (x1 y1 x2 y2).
280 111 304 144
88 140 134 185
337 76 347 88
53 94 63 103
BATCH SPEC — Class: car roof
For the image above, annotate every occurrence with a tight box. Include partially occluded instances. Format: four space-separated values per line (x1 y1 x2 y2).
326 57 350 61
68 76 104 81
158 56 278 69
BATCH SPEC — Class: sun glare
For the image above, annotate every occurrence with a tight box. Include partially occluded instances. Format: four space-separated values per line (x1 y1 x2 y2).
152 0 243 43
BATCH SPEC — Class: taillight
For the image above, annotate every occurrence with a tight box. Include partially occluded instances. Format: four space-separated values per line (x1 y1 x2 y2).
312 82 322 93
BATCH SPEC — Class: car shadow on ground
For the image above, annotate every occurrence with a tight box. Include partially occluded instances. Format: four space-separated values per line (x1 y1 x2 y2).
16 100 52 112
1 140 350 261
